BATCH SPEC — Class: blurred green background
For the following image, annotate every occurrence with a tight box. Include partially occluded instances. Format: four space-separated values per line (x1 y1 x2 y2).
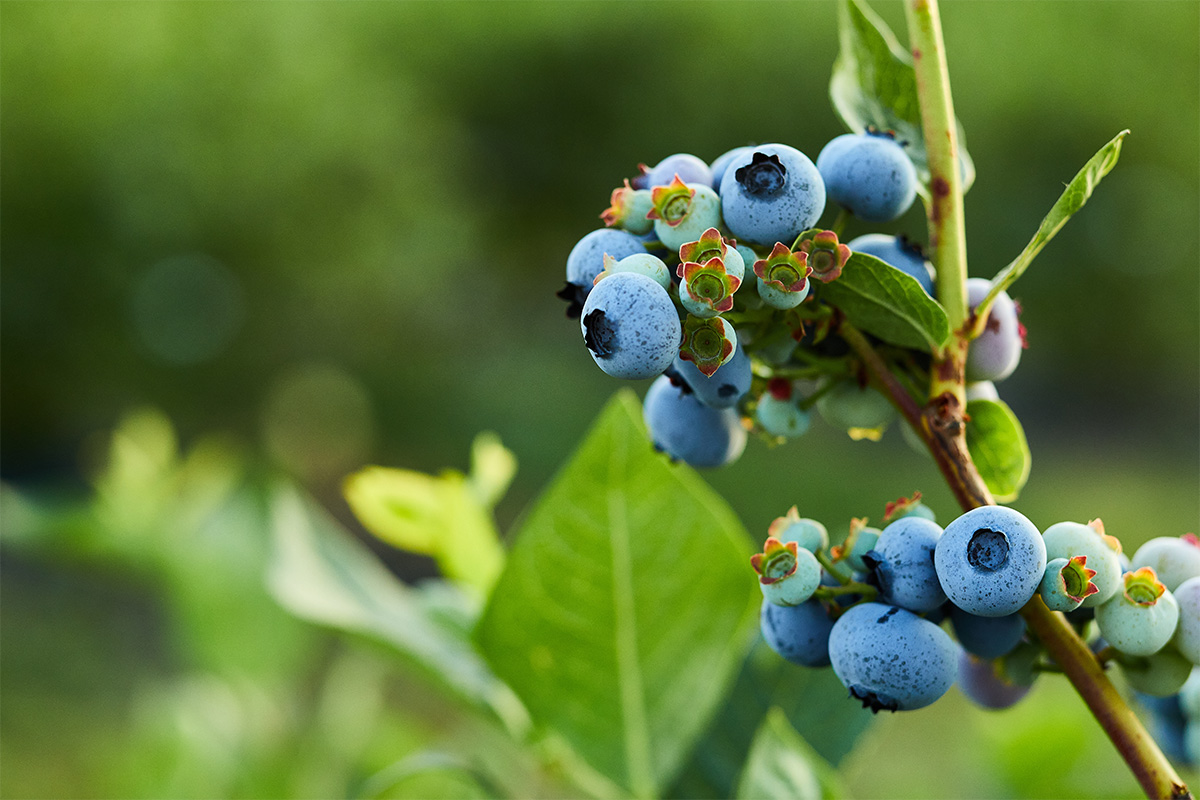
2 2 1197 798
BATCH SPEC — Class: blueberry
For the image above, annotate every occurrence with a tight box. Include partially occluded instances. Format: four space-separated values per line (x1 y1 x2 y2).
1172 576 1200 664
709 145 755 191
561 228 647 316
828 602 958 712
580 272 680 380
846 233 935 295
965 278 1023 382
646 152 713 188
1042 520 1123 607
670 341 752 410
1039 556 1099 612
935 505 1046 617
649 179 724 252
595 252 672 292
720 144 826 246
957 650 1032 710
864 516 947 613
1095 567 1180 656
755 378 811 438
949 605 1026 659
642 374 747 468
817 132 918 223
760 598 836 668
1131 534 1200 592
1121 648 1195 697
768 507 829 553
965 381 1000 403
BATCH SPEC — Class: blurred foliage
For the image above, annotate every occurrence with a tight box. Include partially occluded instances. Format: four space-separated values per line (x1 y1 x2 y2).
2 2 1199 799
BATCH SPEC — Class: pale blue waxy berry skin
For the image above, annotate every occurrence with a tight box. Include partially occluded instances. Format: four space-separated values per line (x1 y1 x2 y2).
1039 557 1088 612
760 598 835 668
580 272 680 380
1132 536 1200 592
654 184 723 252
965 278 1023 382
671 342 752 409
817 133 918 223
949 605 1026 659
1042 521 1123 607
647 153 713 188
828 603 958 712
774 518 829 553
1171 577 1200 664
865 516 947 613
846 233 934 295
566 228 646 295
935 505 1046 617
604 252 672 291
1095 581 1180 657
761 547 822 607
843 527 881 573
720 144 826 246
755 394 811 438
709 145 754 191
957 650 1032 710
642 374 746 468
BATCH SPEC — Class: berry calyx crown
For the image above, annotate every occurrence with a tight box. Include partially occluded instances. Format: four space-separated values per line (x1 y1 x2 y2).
750 537 799 585
753 242 811 293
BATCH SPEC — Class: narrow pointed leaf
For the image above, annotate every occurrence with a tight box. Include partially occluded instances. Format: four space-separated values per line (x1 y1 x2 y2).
965 398 1031 502
818 253 950 352
977 130 1129 319
476 391 760 797
830 0 975 197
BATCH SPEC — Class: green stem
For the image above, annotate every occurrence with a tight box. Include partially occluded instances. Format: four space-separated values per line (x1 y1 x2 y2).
815 550 852 584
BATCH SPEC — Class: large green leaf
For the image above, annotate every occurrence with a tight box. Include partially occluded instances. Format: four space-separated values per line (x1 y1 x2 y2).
736 708 846 800
476 391 760 798
668 641 872 799
266 485 528 734
830 0 975 197
976 130 1129 321
818 253 950 352
965 399 1031 502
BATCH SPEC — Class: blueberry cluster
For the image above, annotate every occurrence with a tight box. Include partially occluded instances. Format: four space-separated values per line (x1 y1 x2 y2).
560 138 945 466
754 497 1200 721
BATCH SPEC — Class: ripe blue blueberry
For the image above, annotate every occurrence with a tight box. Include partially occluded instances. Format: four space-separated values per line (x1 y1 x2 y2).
957 651 1032 710
709 145 755 191
846 233 935 295
760 598 836 668
720 144 826 246
670 341 752 410
643 374 747 468
816 132 918 223
863 516 947 613
949 605 1026 659
965 278 1024 382
828 602 958 712
935 505 1047 617
646 153 713 188
560 228 647 316
580 272 680 380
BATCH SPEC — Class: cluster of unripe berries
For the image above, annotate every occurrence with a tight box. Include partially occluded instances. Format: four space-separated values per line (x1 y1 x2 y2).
753 494 1200 722
560 138 1028 467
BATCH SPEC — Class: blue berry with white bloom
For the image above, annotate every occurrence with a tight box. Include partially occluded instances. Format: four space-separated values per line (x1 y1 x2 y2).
935 505 1046 617
949 605 1027 659
709 145 755 191
646 152 713 188
817 131 918 223
864 516 947 613
761 598 836 668
564 228 646 304
720 144 826 246
643 374 746 468
846 233 935 295
670 341 752 410
580 272 679 380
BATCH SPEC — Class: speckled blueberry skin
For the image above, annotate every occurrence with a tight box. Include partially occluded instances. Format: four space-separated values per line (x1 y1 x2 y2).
1132 536 1200 592
646 153 713 188
653 184 723 252
709 145 754 191
828 602 957 712
865 517 947 613
642 374 746 468
671 342 751 409
965 278 1022 382
817 133 917 223
720 144 826 247
580 272 680 380
760 598 835 668
949 605 1026 659
846 233 934 295
1172 576 1200 664
957 650 1032 710
566 229 646 295
935 505 1046 617
1042 521 1123 607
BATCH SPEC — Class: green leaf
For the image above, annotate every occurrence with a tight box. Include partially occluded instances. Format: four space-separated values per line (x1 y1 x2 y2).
667 641 872 800
965 399 1031 502
343 464 505 596
817 253 950 352
736 708 846 800
978 130 1129 320
476 391 760 798
266 484 528 734
468 431 517 509
830 0 975 197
